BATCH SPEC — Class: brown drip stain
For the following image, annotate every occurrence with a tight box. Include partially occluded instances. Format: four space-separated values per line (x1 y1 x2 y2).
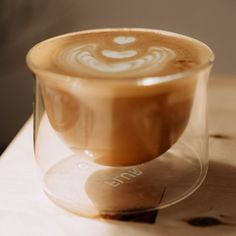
209 134 233 140
187 217 223 227
101 210 158 224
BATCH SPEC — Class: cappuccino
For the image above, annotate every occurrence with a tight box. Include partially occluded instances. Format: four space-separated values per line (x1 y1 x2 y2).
27 28 212 166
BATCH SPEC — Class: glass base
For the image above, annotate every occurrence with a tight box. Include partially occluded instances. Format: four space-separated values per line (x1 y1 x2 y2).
43 142 208 217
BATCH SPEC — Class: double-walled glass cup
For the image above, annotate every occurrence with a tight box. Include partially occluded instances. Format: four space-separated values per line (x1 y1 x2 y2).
27 29 214 217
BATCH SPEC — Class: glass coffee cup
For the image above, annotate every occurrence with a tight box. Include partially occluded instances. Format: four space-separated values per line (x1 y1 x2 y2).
26 28 214 217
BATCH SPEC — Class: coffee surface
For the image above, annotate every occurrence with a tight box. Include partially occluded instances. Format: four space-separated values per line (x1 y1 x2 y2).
30 29 207 79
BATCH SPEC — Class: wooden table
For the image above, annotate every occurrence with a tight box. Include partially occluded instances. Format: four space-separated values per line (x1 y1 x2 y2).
0 76 236 236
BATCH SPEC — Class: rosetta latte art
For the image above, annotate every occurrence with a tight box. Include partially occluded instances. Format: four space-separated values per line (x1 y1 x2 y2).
56 36 176 78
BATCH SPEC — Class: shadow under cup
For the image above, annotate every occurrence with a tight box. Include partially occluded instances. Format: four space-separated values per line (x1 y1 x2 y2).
27 29 214 217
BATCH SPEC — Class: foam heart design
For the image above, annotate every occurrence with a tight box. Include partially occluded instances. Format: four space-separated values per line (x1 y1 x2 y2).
113 36 136 45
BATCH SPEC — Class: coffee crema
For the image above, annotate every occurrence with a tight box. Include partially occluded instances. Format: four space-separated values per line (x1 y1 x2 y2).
29 29 210 79
28 29 213 166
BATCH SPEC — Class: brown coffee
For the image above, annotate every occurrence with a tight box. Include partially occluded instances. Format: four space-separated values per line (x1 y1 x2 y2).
27 29 211 166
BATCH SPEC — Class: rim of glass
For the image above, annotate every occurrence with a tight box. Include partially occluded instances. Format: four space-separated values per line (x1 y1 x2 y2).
26 28 215 83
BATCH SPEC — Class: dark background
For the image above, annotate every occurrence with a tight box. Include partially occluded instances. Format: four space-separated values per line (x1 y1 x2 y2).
0 0 235 153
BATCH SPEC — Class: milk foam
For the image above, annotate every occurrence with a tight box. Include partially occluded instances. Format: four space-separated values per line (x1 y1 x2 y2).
28 29 213 80
41 30 206 79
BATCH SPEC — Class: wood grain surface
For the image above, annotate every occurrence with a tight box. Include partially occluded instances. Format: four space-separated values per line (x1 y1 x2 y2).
0 76 235 235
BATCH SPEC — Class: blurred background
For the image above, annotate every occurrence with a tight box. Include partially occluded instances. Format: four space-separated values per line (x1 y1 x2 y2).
0 0 235 153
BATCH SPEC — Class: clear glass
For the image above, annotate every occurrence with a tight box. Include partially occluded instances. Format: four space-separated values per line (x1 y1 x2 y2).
27 29 214 217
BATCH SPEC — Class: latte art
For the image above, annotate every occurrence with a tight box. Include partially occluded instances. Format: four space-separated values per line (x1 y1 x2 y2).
29 29 210 79
57 41 176 76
